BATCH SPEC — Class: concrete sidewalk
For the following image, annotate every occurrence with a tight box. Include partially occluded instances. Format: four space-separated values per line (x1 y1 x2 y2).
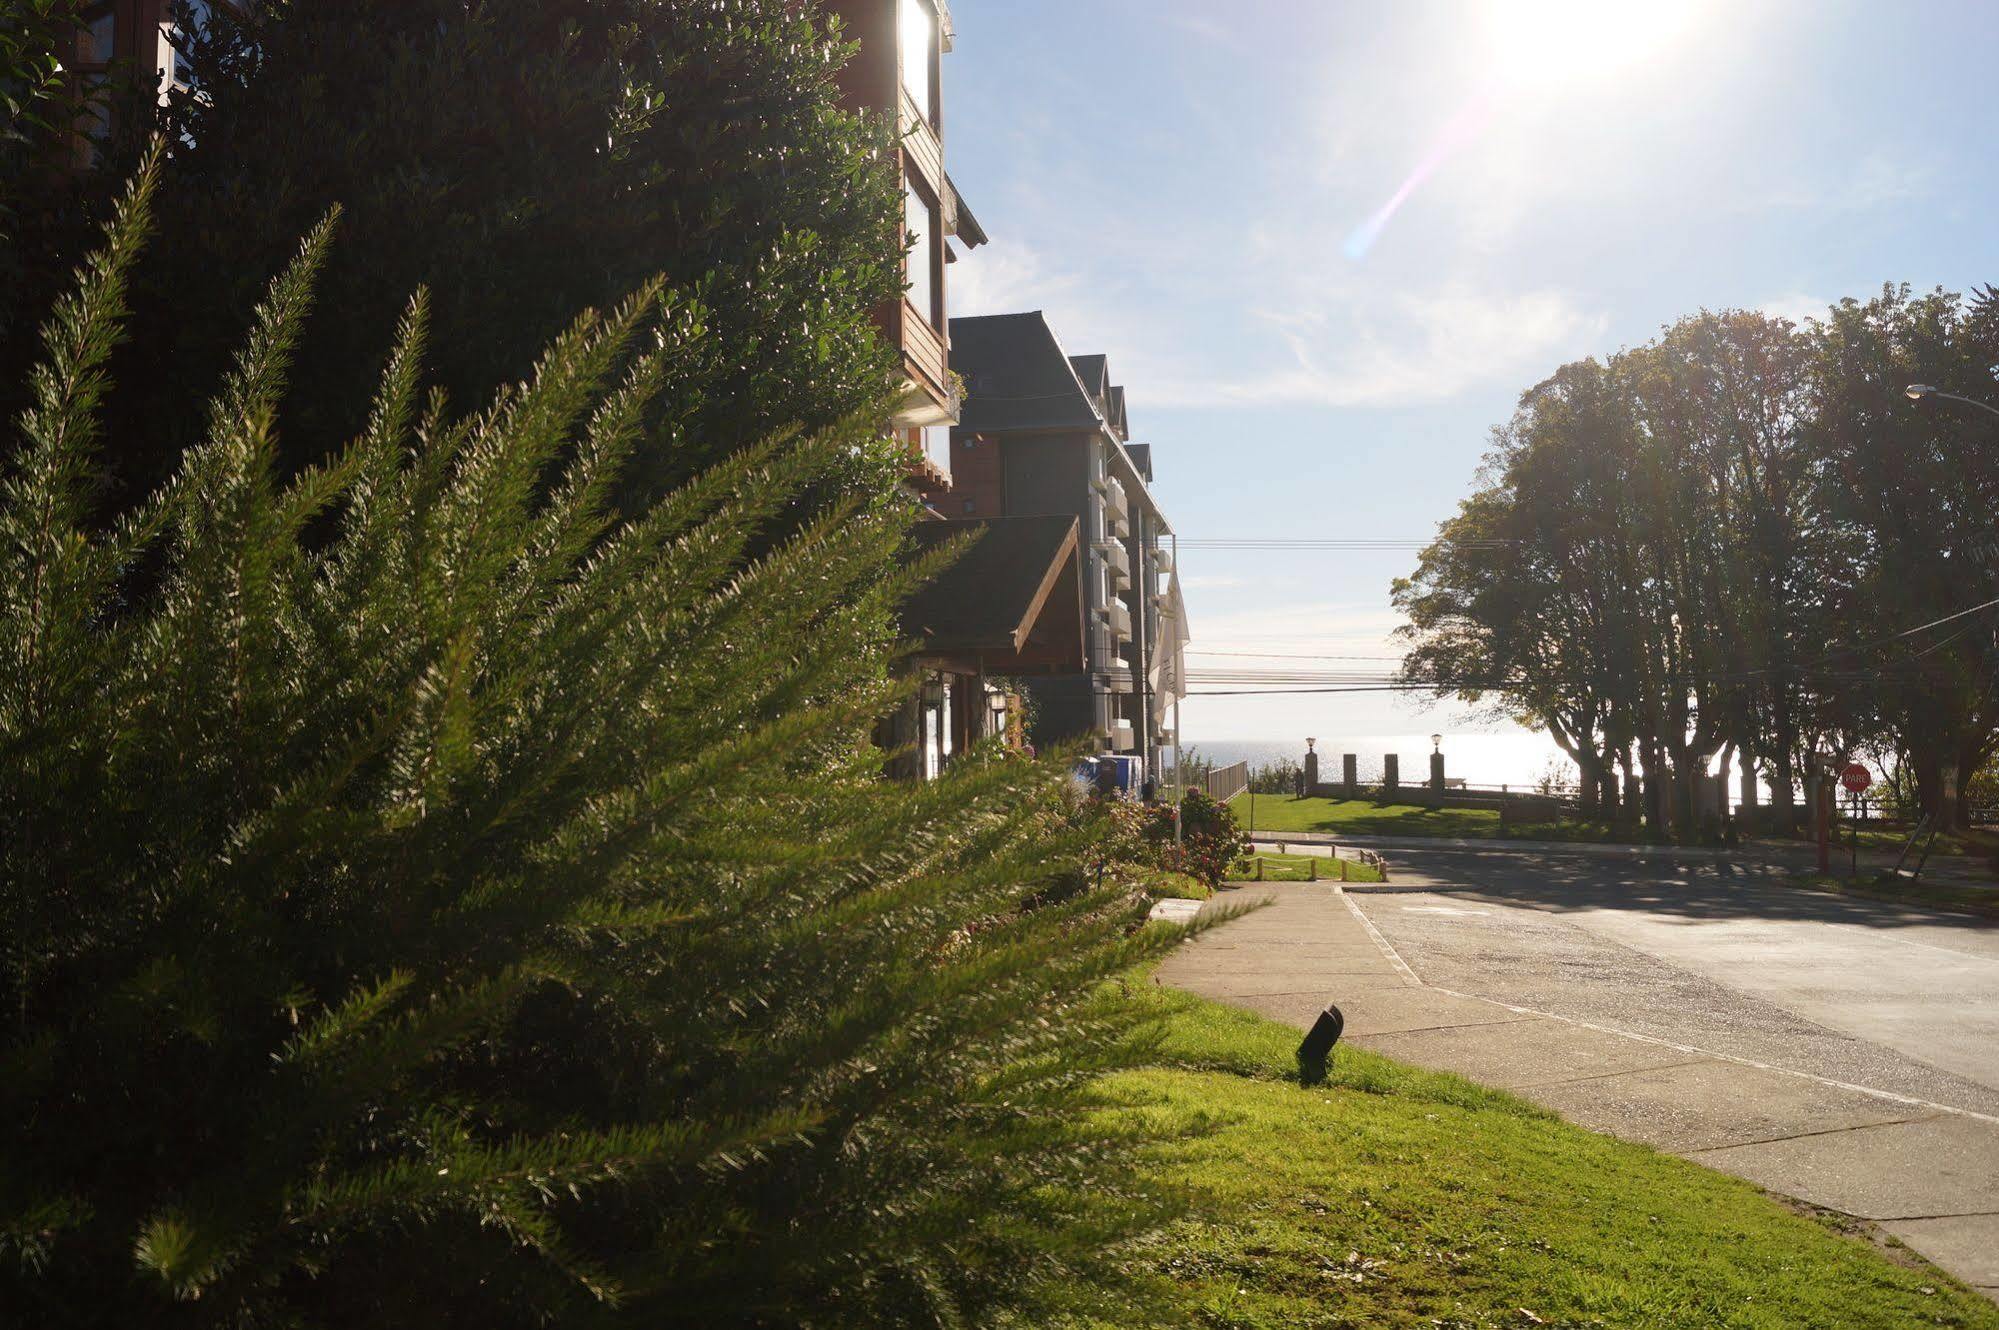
1155 881 1999 1300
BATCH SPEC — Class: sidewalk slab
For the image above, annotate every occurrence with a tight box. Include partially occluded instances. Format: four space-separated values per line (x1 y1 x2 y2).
1883 1214 1999 1290
1356 1015 1704 1090
1519 1057 1931 1153
1688 1115 1999 1220
1335 987 1540 1039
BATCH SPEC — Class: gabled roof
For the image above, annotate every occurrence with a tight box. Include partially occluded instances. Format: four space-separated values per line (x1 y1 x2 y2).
1068 354 1108 399
900 516 1082 661
1104 385 1129 441
1125 442 1152 481
951 312 1104 434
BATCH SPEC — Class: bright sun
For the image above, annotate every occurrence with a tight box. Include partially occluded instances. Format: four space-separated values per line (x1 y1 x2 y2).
1484 0 1703 86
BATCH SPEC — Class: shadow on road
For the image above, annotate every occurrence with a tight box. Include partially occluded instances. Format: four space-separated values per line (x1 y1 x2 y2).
1374 849 1999 937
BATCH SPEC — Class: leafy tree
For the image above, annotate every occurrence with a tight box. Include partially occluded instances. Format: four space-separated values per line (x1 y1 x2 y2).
1 0 91 334
1803 285 1999 828
1399 294 1999 834
1 0 907 515
1 155 1190 1327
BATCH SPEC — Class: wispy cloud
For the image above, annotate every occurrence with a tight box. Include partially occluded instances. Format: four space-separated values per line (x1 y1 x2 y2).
1147 285 1606 410
1736 148 1934 215
1755 291 1833 328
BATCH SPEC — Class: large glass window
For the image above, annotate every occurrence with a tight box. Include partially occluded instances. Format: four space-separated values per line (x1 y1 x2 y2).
904 183 938 327
899 0 935 123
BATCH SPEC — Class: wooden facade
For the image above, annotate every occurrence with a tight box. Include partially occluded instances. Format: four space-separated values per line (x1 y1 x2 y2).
825 0 981 457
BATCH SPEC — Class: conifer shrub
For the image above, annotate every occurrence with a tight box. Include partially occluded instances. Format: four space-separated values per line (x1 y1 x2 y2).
0 156 1190 1328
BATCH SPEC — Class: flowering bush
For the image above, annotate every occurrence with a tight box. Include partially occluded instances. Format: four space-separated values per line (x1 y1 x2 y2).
1102 790 1250 890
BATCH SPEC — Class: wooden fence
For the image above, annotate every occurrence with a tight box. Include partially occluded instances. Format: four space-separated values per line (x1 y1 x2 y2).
1204 760 1249 802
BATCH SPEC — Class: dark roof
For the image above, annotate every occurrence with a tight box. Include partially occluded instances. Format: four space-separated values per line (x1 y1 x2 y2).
1104 385 1129 440
1125 443 1152 481
951 312 1103 434
900 516 1080 652
1068 354 1108 399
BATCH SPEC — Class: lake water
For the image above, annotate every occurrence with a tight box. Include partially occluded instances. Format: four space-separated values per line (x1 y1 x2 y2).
1176 732 1573 791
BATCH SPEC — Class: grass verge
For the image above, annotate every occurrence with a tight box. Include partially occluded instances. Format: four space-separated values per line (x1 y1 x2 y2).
1228 851 1385 884
1083 982 1999 1328
1233 795 1625 844
1781 872 1999 919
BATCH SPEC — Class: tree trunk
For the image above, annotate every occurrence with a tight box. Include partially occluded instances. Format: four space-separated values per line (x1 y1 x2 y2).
1617 747 1640 827
1575 749 1605 818
1640 744 1670 833
1911 737 1963 830
1771 746 1799 833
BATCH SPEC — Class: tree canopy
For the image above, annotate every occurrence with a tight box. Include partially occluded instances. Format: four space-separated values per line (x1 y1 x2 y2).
1 0 908 514
1397 293 1999 832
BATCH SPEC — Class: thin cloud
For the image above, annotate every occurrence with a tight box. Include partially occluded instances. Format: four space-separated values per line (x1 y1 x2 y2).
1755 291 1832 329
1146 286 1607 410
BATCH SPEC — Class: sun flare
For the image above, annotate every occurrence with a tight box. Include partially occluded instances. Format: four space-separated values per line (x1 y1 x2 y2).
1484 0 1704 85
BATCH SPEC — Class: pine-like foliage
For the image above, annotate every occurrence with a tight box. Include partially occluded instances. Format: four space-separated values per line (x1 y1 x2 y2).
0 153 1188 1327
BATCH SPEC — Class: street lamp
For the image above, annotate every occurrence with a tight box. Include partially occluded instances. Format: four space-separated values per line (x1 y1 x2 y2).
1905 383 1999 421
1430 733 1443 754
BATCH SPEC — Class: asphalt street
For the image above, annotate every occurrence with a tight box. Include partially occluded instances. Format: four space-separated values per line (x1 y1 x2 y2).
1353 847 1999 1117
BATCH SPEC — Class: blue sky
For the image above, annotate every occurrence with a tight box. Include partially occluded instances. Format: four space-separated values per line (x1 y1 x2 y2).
943 0 1997 751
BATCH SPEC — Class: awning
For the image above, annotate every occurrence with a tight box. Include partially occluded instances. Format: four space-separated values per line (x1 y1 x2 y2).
901 516 1085 673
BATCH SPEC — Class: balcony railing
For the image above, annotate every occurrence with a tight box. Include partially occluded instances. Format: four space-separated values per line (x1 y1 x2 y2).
1096 539 1131 585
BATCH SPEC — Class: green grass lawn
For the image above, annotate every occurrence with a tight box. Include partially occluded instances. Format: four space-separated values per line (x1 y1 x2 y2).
1234 794 1624 843
1782 872 1999 919
1083 984 1998 1328
1754 825 1999 875
1227 851 1386 884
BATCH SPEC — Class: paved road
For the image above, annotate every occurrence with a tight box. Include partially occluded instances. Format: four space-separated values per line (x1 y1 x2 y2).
1361 848 1999 1115
1158 847 1999 1298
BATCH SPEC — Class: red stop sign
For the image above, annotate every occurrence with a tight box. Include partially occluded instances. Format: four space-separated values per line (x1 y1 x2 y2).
1840 763 1872 794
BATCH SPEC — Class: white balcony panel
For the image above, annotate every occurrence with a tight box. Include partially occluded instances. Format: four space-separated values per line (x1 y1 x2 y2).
1102 601 1133 641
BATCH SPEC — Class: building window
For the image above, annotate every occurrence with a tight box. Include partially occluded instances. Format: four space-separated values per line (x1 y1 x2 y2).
159 0 213 93
81 10 117 65
899 0 936 125
904 181 939 328
919 424 951 481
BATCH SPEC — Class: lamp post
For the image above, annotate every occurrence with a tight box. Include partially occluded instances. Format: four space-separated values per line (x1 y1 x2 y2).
1905 383 1999 422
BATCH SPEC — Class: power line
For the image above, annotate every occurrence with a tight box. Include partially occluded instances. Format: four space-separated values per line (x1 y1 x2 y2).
1175 539 1505 550
1187 650 1407 660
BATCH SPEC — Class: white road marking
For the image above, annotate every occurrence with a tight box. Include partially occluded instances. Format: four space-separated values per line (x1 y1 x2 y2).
1402 905 1491 916
1335 887 1421 986
1341 890 1999 1127
1418 981 1999 1128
